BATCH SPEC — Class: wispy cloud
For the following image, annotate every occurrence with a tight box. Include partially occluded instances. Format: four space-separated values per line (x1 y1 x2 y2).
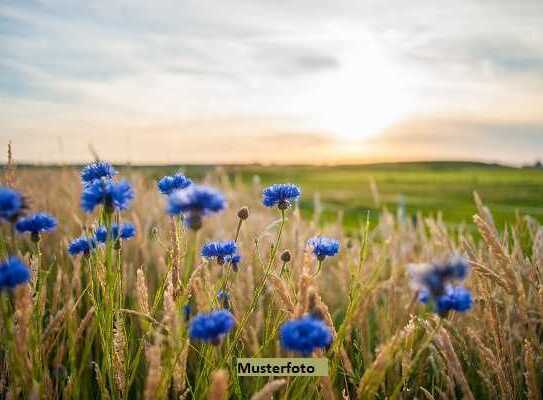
1 0 542 163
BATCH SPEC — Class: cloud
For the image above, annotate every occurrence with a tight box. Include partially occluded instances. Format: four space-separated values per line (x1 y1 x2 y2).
0 0 542 163
365 115 543 164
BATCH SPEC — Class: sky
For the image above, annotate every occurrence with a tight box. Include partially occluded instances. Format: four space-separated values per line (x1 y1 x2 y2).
1 0 543 165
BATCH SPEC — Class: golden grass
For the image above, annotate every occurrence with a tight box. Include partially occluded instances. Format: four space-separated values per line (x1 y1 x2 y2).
0 166 541 399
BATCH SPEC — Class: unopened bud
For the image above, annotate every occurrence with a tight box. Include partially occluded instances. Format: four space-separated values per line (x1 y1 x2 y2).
237 206 249 220
280 250 291 263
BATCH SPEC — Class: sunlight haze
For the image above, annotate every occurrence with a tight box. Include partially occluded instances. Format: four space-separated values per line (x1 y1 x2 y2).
1 1 542 164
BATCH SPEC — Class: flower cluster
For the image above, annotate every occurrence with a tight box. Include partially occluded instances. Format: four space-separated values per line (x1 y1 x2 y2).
167 184 226 230
0 257 31 290
409 256 473 315
157 173 192 195
280 315 333 356
262 183 301 210
188 309 235 344
308 236 340 261
95 223 136 243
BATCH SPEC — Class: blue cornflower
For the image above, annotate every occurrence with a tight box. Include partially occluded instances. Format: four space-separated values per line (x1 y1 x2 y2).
167 185 226 230
0 187 25 222
189 310 235 344
280 315 333 356
436 286 473 315
68 236 96 256
262 183 301 209
217 290 230 309
409 256 473 316
157 173 192 195
0 257 31 290
308 236 340 261
80 162 117 186
201 240 238 265
95 223 136 243
15 213 57 240
409 256 471 297
81 179 134 213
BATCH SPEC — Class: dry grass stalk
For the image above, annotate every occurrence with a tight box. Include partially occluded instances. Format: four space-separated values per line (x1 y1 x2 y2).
143 336 162 400
250 379 287 400
173 340 189 395
435 329 475 400
191 276 209 313
14 285 32 371
268 274 294 314
207 369 229 400
473 215 509 265
75 306 95 342
113 316 127 395
136 267 150 315
319 376 337 400
294 273 312 317
523 340 541 400
357 319 418 399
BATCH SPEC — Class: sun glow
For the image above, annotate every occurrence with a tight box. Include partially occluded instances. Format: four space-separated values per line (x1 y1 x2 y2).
300 33 416 141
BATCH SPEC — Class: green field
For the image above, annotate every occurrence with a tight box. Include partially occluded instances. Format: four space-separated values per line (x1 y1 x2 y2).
129 161 543 229
19 161 543 229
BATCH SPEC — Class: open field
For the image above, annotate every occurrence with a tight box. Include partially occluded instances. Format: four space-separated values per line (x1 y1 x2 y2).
23 161 543 229
1 163 542 399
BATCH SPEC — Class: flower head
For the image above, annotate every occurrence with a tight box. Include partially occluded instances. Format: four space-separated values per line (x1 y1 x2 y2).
81 162 117 186
435 286 473 315
280 315 333 356
68 236 96 256
409 255 473 315
262 183 301 209
201 240 237 264
0 187 25 222
95 223 136 243
15 213 57 237
189 310 235 344
409 256 470 297
0 257 31 290
157 173 192 195
308 236 340 261
81 179 134 213
167 185 226 216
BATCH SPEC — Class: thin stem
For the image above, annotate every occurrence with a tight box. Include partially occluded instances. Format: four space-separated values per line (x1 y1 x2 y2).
312 259 323 277
225 209 286 359
234 218 243 243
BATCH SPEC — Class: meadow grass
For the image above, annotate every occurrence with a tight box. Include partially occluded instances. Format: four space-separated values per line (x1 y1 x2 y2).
0 164 542 399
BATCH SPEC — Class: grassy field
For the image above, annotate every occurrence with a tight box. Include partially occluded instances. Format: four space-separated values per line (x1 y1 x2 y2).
122 161 543 229
21 161 543 230
2 162 542 399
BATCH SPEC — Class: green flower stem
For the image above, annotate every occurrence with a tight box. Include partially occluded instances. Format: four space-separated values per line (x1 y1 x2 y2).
224 208 286 360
